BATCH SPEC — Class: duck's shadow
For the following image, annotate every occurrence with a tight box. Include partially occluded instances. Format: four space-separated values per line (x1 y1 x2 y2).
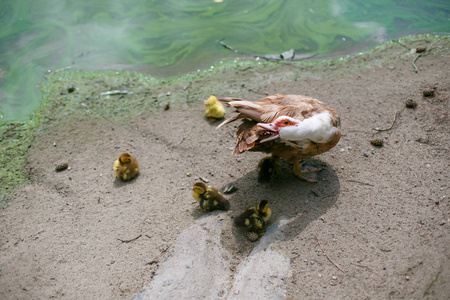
223 158 340 250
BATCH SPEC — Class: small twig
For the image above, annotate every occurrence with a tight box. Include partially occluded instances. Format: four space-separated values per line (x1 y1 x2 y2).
315 232 346 273
227 129 236 139
217 40 238 53
351 263 373 272
248 88 269 96
345 179 374 186
173 137 185 148
116 234 142 243
160 244 171 254
44 66 73 78
216 40 317 62
412 37 447 73
199 176 209 183
100 90 131 96
393 40 409 49
183 81 192 91
145 244 172 265
283 53 318 61
373 105 405 132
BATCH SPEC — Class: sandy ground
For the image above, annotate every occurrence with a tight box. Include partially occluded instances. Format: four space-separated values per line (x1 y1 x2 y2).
0 36 449 299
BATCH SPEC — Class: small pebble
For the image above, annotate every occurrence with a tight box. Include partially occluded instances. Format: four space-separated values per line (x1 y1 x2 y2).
422 87 436 97
223 184 237 194
370 139 384 147
405 99 417 109
55 162 69 172
68 84 75 93
416 46 427 53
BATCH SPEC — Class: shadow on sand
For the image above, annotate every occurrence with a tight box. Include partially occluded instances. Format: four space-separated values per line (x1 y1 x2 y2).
223 158 341 249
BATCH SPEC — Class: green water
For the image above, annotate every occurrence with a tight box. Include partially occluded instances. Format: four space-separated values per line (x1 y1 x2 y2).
0 0 449 121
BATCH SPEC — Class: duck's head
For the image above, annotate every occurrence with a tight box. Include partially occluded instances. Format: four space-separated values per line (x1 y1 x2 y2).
257 200 270 214
257 116 301 143
193 182 207 195
118 153 132 164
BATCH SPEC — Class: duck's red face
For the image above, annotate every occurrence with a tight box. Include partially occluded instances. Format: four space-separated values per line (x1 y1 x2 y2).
257 116 300 143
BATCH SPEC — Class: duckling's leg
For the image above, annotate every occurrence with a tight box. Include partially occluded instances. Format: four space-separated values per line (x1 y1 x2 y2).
293 161 320 182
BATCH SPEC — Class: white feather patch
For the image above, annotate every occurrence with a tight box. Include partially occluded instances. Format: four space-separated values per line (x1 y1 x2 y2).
280 112 336 143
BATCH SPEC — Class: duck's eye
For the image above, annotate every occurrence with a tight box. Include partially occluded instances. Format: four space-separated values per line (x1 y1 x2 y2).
282 120 290 126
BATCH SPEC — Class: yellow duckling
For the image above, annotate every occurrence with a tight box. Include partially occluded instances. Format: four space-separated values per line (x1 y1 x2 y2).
113 153 139 181
257 156 280 183
192 182 230 212
235 200 271 241
204 95 225 122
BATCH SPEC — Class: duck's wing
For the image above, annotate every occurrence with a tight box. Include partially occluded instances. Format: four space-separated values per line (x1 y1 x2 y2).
205 187 230 211
219 94 322 125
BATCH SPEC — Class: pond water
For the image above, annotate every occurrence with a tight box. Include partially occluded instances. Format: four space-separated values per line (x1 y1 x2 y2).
0 0 449 121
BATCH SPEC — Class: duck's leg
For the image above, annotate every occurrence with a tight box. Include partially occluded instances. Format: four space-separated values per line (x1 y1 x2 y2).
293 161 320 182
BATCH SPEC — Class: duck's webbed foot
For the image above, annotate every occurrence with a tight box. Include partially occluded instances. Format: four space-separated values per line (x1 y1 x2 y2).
293 161 320 182
244 231 260 242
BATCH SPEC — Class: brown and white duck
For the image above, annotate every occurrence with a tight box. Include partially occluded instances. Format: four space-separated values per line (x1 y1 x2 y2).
218 94 341 182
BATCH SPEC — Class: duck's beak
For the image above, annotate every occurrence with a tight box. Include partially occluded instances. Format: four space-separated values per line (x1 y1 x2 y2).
257 122 275 131
257 122 280 143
